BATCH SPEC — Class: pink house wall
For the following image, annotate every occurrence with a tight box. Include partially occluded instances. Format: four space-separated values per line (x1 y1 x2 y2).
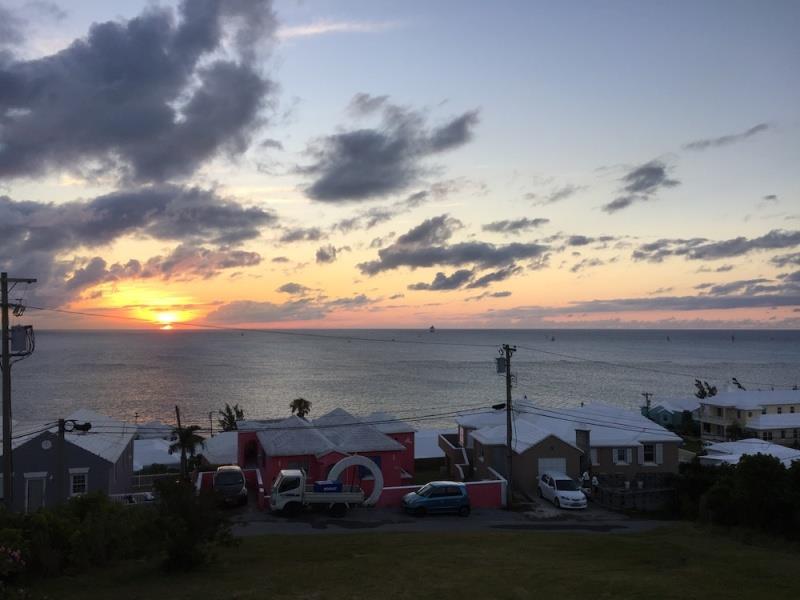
385 431 416 476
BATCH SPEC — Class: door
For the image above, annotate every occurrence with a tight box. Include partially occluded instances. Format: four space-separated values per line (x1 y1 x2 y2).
26 478 46 512
538 457 567 475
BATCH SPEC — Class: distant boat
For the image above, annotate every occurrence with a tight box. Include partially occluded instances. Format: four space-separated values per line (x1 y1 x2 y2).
550 336 555 342
429 325 436 333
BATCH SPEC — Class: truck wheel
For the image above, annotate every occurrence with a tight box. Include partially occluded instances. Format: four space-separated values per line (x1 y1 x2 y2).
284 502 302 517
458 505 471 517
329 503 347 518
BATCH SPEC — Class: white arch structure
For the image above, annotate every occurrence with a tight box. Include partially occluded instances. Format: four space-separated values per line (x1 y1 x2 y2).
328 455 384 506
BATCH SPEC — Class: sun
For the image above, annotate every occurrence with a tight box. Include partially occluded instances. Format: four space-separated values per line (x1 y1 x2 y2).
156 312 179 329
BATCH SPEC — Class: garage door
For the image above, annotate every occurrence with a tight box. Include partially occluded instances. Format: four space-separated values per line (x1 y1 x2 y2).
538 457 567 475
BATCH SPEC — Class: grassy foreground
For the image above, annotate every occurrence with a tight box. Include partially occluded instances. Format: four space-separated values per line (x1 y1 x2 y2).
36 525 799 600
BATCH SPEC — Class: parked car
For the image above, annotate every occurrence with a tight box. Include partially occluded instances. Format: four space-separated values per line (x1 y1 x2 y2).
537 472 587 509
213 465 248 506
402 481 471 516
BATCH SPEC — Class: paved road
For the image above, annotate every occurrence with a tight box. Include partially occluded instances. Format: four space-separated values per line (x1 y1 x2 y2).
230 505 664 537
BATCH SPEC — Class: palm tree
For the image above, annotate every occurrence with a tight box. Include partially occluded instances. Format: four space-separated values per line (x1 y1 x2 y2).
290 397 312 419
169 425 205 479
218 403 244 432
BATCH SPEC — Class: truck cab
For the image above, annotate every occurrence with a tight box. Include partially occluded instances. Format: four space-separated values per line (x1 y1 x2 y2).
270 469 305 511
269 469 364 516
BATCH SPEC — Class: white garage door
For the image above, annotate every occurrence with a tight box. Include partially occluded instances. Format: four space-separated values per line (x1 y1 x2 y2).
538 457 567 475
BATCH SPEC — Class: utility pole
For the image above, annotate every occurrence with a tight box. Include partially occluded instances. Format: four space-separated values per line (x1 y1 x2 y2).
175 405 186 479
2 272 37 511
208 411 214 437
56 419 65 503
642 392 653 418
503 344 515 509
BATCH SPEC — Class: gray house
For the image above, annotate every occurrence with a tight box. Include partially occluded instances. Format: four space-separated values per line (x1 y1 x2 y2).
1 409 135 513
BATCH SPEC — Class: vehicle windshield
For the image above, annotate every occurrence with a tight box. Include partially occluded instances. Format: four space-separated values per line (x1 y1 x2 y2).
555 479 580 491
416 484 433 497
215 471 244 486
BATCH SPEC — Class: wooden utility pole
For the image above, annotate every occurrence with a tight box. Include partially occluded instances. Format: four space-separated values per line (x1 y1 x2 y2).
2 272 37 511
503 344 516 509
642 392 653 418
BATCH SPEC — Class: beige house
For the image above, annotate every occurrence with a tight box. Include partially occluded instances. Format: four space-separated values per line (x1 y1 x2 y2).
699 390 800 444
439 403 682 498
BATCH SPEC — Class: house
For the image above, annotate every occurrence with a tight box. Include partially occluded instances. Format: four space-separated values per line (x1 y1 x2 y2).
1 409 135 512
698 390 800 443
699 438 800 467
199 430 239 466
439 402 682 498
236 408 415 500
642 397 700 430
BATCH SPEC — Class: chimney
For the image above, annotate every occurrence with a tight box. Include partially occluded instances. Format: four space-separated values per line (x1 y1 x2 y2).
575 426 591 476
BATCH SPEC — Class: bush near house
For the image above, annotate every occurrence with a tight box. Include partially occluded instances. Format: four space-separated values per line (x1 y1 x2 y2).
674 454 800 539
0 481 234 593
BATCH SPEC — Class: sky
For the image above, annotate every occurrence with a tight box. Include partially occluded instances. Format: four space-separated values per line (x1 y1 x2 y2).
0 0 798 330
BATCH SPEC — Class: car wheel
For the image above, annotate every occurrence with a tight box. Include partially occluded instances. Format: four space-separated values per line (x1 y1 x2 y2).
415 507 427 517
553 498 560 509
284 502 302 517
458 505 471 517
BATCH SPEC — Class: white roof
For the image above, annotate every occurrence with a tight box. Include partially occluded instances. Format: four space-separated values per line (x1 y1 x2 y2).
700 390 800 410
133 438 180 471
701 438 800 467
414 429 454 459
651 397 700 413
472 418 578 454
136 420 174 440
364 411 416 433
746 413 800 430
456 410 506 429
312 408 404 453
256 416 339 457
200 431 239 465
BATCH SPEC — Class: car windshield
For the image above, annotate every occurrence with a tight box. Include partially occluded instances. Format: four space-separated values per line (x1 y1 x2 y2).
215 471 244 486
416 484 433 497
555 479 580 491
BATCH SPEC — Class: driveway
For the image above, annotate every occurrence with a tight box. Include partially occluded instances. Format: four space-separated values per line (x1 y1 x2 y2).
230 503 663 537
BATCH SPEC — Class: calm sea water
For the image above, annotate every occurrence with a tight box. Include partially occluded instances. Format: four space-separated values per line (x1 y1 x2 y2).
9 329 800 428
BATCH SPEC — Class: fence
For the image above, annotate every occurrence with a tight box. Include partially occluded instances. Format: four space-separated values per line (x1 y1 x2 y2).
592 486 675 512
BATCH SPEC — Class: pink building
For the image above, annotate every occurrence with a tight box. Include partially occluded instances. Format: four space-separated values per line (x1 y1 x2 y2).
237 408 416 501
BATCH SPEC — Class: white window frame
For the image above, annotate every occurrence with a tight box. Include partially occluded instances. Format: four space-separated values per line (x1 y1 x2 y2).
613 448 630 465
69 467 90 497
590 448 598 466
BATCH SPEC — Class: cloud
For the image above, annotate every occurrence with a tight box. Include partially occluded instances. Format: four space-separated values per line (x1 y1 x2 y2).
348 93 390 116
206 292 377 324
0 0 276 183
277 282 310 295
570 258 604 273
532 184 583 206
771 253 800 268
0 185 274 304
482 218 549 235
408 269 474 291
632 230 800 263
359 214 548 276
763 194 778 202
0 4 24 47
603 160 680 213
271 256 290 263
466 265 522 289
301 97 479 202
315 244 337 264
277 20 399 40
280 227 326 243
467 290 512 301
683 123 769 151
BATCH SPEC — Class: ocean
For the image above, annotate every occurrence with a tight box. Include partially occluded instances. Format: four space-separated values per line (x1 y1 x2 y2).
9 329 800 428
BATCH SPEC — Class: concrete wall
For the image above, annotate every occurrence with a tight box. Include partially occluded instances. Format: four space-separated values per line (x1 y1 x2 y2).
591 443 680 478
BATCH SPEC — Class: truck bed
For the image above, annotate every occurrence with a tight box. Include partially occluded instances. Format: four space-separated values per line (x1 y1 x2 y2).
302 485 364 505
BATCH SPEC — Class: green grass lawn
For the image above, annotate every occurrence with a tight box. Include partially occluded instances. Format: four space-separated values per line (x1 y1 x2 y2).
34 525 800 600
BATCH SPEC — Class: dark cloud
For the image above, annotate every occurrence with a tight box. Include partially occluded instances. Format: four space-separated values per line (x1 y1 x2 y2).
259 138 284 150
315 244 337 264
0 0 276 183
348 93 389 116
532 184 583 206
206 292 376 324
467 290 512 301
359 217 549 276
279 227 326 243
697 264 735 273
301 97 479 202
771 252 800 268
570 258 604 273
271 256 290 263
277 282 310 295
466 265 522 289
683 123 769 151
408 269 474 291
482 218 549 235
603 160 680 213
763 194 778 202
632 230 800 263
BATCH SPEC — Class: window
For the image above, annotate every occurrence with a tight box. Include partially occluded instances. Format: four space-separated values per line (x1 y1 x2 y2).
70 473 87 496
703 423 711 433
780 430 786 439
737 410 741 419
590 448 598 466
762 408 767 415
791 407 796 414
762 431 773 441
794 429 798 439
478 445 485 463
614 448 627 464
278 477 300 493
777 407 783 414
748 411 753 418
715 408 722 417
643 444 656 463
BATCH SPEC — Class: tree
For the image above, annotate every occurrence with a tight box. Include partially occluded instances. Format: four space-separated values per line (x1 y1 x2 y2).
694 379 718 399
169 425 205 479
290 397 312 419
217 403 244 432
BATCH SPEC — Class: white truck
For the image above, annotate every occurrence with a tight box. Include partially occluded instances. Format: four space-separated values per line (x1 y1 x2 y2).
269 469 364 517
